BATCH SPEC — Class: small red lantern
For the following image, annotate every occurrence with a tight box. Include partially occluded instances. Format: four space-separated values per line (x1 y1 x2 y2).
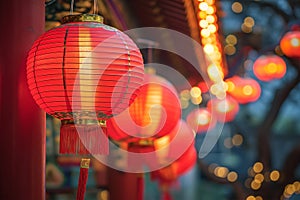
253 55 286 82
186 108 216 133
26 14 144 155
280 31 300 58
150 120 196 200
107 74 181 144
207 96 239 123
151 144 196 184
225 76 261 104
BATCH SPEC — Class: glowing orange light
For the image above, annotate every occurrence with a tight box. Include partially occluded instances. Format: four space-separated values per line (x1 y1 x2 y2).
190 86 202 98
207 96 239 123
208 24 217 33
253 162 263 173
198 11 207 19
232 2 243 13
199 2 209 11
280 31 300 58
225 76 261 104
226 34 238 45
206 15 216 23
201 29 211 38
227 171 238 182
206 6 216 14
198 0 227 78
186 108 216 133
253 55 286 82
204 44 215 54
270 170 280 182
199 20 209 28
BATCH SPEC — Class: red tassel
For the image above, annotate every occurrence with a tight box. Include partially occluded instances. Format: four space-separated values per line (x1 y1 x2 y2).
161 185 172 200
60 120 109 155
76 158 90 200
137 174 144 200
162 190 172 200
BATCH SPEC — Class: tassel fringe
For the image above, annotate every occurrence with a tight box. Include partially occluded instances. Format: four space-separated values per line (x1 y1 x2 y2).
60 123 109 155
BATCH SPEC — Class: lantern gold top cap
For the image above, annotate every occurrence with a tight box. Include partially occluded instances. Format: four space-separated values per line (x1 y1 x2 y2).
62 14 104 24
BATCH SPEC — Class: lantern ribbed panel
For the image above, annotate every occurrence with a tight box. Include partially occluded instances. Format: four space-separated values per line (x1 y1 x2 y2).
253 55 286 82
107 74 181 142
27 22 144 120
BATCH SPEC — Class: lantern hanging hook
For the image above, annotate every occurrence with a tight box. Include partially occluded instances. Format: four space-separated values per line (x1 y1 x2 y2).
70 0 75 15
93 0 98 15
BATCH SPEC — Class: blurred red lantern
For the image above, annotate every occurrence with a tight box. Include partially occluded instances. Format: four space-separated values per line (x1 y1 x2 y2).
150 120 196 200
280 31 300 58
186 108 216 133
26 14 144 155
107 74 181 144
207 96 239 123
253 55 286 82
150 120 196 180
151 143 196 184
118 120 194 173
198 81 209 93
225 76 261 104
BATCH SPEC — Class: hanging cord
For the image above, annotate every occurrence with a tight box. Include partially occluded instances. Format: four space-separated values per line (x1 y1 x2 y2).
137 173 144 200
93 0 98 15
70 0 75 14
76 158 90 200
161 185 172 200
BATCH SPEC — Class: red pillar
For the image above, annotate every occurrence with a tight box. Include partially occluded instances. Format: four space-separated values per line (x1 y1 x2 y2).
108 167 140 200
0 1 45 200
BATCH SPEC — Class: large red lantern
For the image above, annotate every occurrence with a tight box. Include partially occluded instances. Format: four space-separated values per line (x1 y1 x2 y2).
253 55 286 82
225 76 261 104
186 107 216 133
26 14 144 155
280 31 300 58
107 74 181 144
207 96 239 123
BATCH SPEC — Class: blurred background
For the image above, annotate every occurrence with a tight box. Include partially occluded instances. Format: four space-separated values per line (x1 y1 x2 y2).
44 0 300 199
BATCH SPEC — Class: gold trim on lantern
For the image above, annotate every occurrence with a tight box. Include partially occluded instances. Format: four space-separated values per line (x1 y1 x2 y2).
98 120 107 127
137 139 154 146
62 14 104 24
61 119 106 126
80 158 91 168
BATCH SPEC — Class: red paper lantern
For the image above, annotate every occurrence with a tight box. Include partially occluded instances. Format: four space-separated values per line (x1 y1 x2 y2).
151 143 196 184
253 55 286 82
186 107 216 133
26 14 144 155
150 120 196 183
280 31 300 58
120 120 193 173
225 76 261 104
207 96 239 123
197 81 209 93
107 74 181 144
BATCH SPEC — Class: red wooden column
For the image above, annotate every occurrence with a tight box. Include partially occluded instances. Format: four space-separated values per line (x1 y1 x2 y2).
108 167 140 200
0 1 45 200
